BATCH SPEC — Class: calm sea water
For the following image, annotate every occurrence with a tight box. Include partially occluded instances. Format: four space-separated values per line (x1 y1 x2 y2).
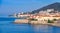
0 17 60 33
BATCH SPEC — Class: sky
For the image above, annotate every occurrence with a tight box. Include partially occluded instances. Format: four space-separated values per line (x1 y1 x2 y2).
0 0 60 16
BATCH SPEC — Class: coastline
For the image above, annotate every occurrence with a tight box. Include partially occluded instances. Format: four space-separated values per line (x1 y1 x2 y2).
14 19 60 27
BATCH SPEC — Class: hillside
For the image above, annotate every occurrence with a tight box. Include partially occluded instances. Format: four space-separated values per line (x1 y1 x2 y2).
31 2 60 14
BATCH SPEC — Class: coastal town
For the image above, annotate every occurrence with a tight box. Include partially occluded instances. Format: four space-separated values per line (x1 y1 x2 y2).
1 0 60 33
13 9 60 27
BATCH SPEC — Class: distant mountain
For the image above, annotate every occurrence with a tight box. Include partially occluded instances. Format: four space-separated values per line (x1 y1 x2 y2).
31 2 60 14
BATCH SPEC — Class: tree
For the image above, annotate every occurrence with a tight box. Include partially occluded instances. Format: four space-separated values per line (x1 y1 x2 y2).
53 19 57 21
48 19 54 23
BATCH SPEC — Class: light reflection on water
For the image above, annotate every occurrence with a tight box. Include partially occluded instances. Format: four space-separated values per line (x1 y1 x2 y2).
32 25 53 33
0 21 60 33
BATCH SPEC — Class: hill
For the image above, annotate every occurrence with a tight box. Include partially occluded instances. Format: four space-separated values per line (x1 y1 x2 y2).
31 2 60 14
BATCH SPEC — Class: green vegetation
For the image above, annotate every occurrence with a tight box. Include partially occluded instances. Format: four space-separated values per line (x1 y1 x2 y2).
53 19 57 21
48 19 54 23
29 18 38 21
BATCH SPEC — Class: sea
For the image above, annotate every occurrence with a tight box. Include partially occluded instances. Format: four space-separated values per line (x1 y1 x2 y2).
0 17 60 33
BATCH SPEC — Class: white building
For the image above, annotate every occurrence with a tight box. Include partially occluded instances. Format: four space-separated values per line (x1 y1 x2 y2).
47 9 54 12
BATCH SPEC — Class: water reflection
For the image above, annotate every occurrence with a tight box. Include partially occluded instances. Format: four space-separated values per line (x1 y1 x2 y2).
0 21 60 33
32 25 53 33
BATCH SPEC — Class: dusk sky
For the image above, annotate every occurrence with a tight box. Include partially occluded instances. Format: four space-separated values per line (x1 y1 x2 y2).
0 0 60 16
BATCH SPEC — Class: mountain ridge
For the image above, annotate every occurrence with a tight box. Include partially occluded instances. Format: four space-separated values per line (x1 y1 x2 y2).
31 2 60 14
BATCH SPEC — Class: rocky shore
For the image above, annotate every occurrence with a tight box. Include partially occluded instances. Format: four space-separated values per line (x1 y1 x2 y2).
14 19 60 27
14 19 29 24
48 23 60 27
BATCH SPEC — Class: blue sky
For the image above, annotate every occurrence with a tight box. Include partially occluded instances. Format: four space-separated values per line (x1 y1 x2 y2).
0 0 60 16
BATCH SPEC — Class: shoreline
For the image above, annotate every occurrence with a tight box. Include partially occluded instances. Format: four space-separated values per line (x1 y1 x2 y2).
14 19 60 27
